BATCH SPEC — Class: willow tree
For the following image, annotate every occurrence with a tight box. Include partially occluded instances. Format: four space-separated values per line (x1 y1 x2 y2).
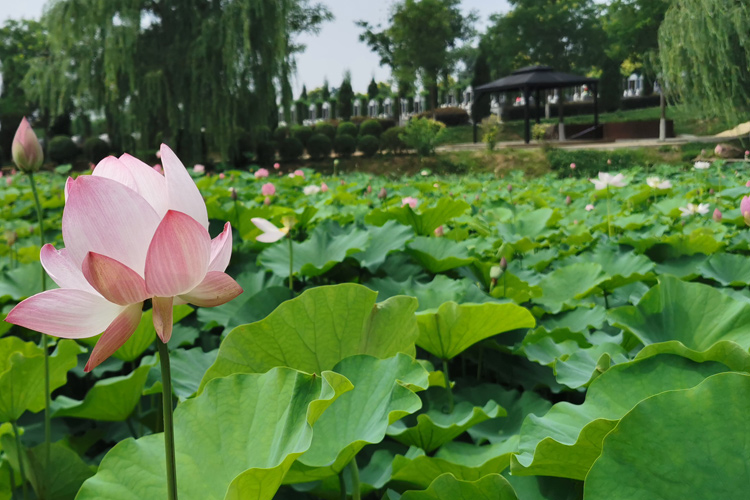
659 0 750 127
24 0 330 161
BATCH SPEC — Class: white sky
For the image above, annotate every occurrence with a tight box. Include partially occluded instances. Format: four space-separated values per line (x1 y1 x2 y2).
1 1 510 94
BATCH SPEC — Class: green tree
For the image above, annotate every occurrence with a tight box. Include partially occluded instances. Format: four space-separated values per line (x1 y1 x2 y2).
321 78 330 101
338 71 354 121
659 0 750 127
471 41 492 122
368 78 379 100
300 84 309 101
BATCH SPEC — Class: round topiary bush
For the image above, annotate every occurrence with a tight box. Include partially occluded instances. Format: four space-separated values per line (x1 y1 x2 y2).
48 135 80 164
273 126 289 143
314 123 336 140
255 125 272 143
337 121 358 138
334 134 356 158
307 133 333 161
280 137 304 162
256 141 277 166
83 137 110 164
358 134 380 157
381 126 407 154
359 119 383 138
291 126 314 147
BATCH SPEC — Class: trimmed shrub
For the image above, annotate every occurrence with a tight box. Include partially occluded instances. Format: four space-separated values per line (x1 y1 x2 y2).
83 137 110 164
314 123 336 140
48 135 80 164
334 134 357 158
417 107 470 127
273 126 290 143
381 126 407 154
377 118 397 132
401 118 446 157
360 119 383 138
280 137 304 162
337 121 358 138
307 133 333 160
291 125 314 147
256 141 277 165
358 134 380 157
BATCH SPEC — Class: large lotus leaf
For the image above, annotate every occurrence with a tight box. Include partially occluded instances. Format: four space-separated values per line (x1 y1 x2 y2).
365 198 470 236
697 252 750 286
387 387 502 452
503 474 582 500
566 244 654 290
489 272 544 304
351 220 414 272
143 348 219 401
655 228 724 258
0 338 83 421
201 284 419 389
76 367 352 500
608 275 750 370
307 448 396 498
391 440 518 489
540 306 607 333
400 473 517 500
283 354 428 483
258 222 369 278
511 354 728 480
653 254 706 279
52 360 152 421
553 342 628 389
367 275 499 312
407 237 474 273
416 302 535 360
1 440 94 500
584 372 750 500
0 263 51 301
497 208 555 242
533 263 607 314
111 305 193 361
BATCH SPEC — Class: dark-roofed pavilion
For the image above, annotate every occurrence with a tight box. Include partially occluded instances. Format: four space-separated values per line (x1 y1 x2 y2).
474 65 600 144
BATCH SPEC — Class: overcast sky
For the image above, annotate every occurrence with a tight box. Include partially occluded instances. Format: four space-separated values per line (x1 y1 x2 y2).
2 1 510 94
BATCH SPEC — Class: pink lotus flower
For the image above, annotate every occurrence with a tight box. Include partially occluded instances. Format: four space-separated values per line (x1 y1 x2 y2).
274 162 281 170
745 180 750 187
12 117 43 173
745 151 749 157
585 204 595 211
742 197 750 226
6 144 242 371
294 169 305 178
321 183 329 193
193 164 205 174
261 183 276 196
570 163 576 170
713 208 723 222
715 145 723 156
6 177 12 186
402 197 418 209
255 168 269 179
219 173 225 180
434 226 444 237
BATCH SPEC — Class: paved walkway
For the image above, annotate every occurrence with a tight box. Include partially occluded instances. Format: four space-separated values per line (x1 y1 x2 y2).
438 134 727 153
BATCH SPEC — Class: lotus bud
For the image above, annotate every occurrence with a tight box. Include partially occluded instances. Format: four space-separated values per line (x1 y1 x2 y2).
378 187 387 199
709 188 714 195
565 195 571 205
570 163 576 170
742 197 750 226
475 194 480 202
715 144 723 156
340 179 346 185
321 183 329 193
263 196 271 206
230 187 238 201
434 225 444 237
5 230 17 246
507 184 512 193
219 173 225 180
12 117 43 173
366 185 372 194
713 208 722 222
490 265 502 279
607 159 612 165
500 256 508 270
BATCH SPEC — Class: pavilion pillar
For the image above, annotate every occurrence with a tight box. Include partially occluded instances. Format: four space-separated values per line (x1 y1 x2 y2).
558 89 565 141
535 89 541 124
523 87 531 144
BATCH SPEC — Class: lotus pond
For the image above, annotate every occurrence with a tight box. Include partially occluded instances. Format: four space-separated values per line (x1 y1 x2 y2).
2 158 750 499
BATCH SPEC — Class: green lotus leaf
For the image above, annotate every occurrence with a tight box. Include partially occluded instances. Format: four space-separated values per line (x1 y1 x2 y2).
143 348 219 401
259 222 369 278
416 302 535 360
201 284 418 390
0 338 83 421
76 367 352 500
400 473 517 500
533 263 607 314
609 275 750 370
351 220 414 272
388 388 502 452
503 474 582 500
511 354 728 480
365 198 470 236
407 236 474 273
698 252 750 286
584 372 750 500
368 275 499 312
284 354 428 483
497 208 555 242
0 263 53 301
565 244 654 290
539 306 606 333
52 360 153 421
657 228 725 258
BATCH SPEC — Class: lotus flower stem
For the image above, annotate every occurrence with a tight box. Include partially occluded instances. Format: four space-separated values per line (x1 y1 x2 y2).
606 186 613 238
27 172 51 465
287 236 294 294
338 470 347 500
442 359 454 413
11 420 28 500
157 340 178 500
348 456 361 500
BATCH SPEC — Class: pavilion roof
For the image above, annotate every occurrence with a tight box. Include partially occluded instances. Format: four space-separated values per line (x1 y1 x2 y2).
475 65 598 93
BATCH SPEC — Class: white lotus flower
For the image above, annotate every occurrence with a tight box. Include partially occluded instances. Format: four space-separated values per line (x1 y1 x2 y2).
303 185 321 196
590 172 627 190
679 203 710 217
646 177 672 190
694 161 711 170
251 218 288 243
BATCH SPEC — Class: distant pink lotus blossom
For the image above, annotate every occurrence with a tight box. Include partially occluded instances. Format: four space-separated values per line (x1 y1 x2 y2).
402 197 418 209
715 145 724 155
585 204 595 211
321 183 329 193
745 180 750 187
742 197 750 226
294 169 305 178
219 173 225 180
565 195 572 205
274 162 281 170
193 164 205 173
366 185 372 194
5 177 12 186
434 226 444 237
607 159 612 165
261 183 276 196
570 163 576 170
255 168 269 178
713 208 723 222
